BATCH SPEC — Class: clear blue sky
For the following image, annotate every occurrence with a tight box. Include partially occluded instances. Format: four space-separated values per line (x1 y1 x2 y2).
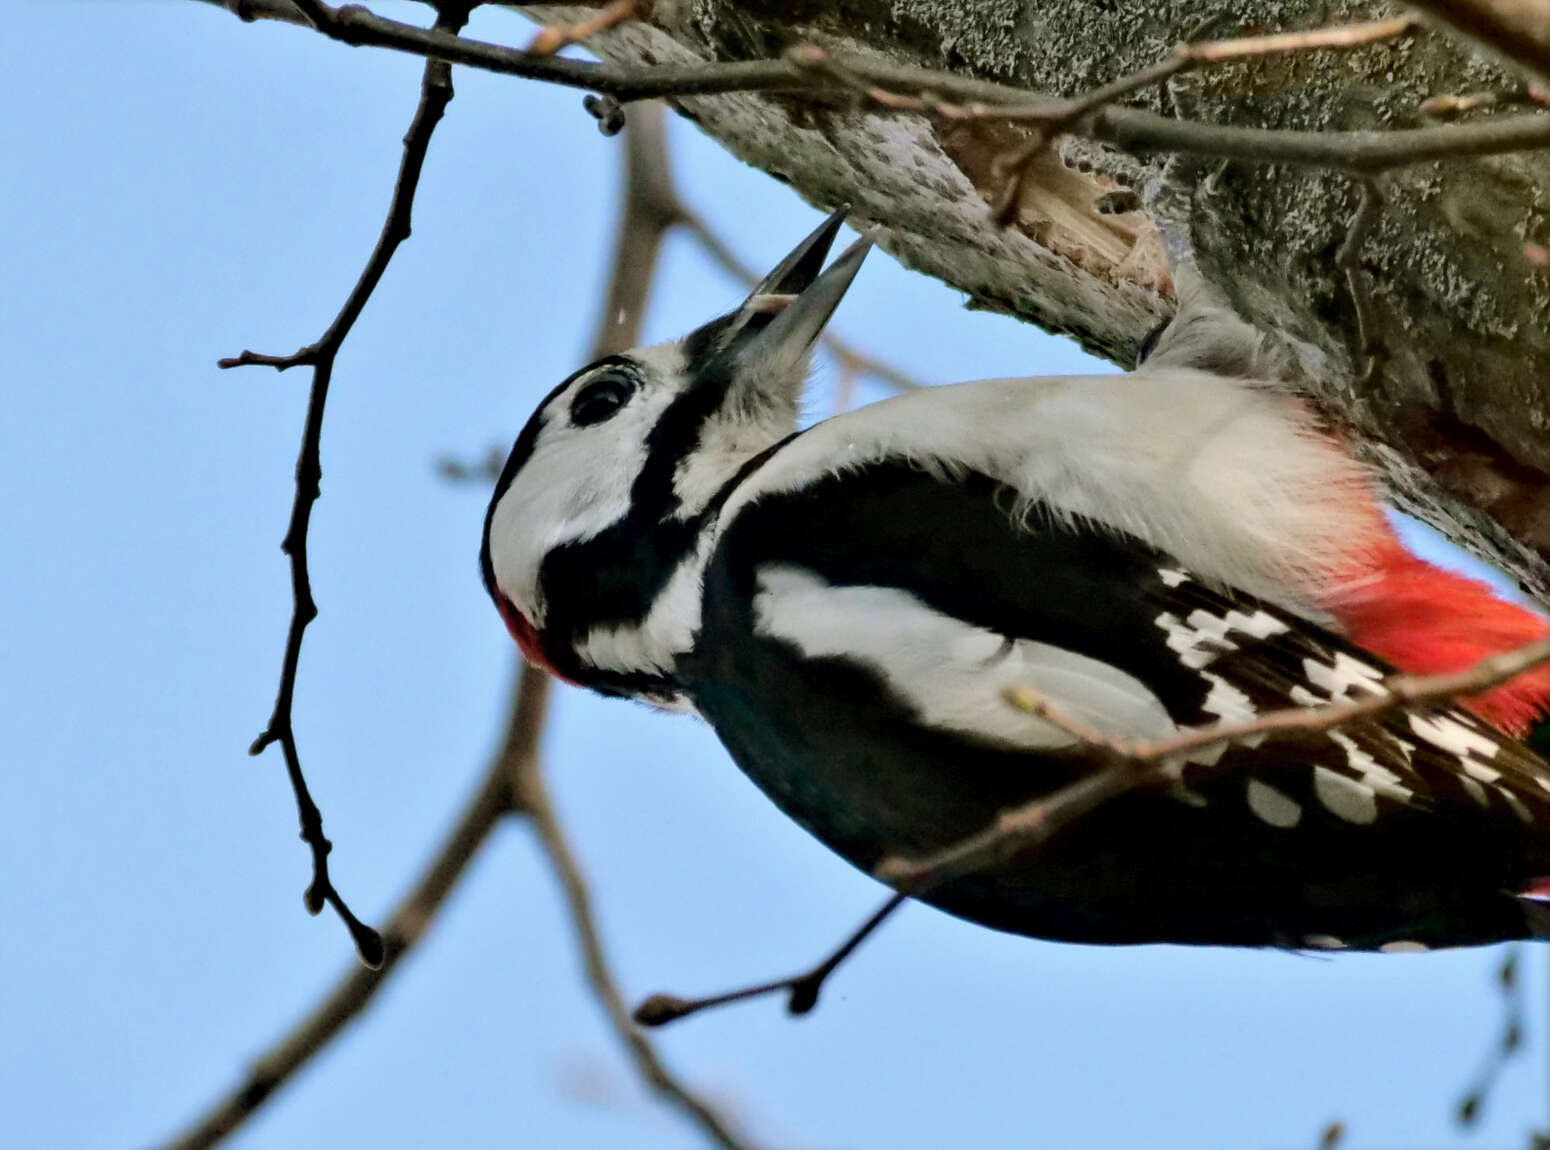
5 3 1546 1147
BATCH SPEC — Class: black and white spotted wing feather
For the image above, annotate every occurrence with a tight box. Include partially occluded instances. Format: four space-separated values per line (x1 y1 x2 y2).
683 458 1550 950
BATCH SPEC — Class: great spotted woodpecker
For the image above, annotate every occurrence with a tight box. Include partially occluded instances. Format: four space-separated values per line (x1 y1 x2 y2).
482 207 1550 951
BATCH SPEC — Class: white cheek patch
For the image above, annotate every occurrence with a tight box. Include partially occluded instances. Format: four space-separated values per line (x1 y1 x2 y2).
486 347 689 623
750 564 1178 749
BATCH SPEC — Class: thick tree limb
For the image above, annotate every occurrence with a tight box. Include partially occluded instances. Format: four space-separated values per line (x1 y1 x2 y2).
199 0 1550 592
196 1 1550 178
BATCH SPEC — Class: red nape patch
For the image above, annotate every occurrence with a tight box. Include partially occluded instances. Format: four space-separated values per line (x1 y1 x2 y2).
1327 537 1550 736
494 593 577 686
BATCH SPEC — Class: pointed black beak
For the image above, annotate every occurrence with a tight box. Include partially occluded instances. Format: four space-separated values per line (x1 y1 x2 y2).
678 206 870 394
737 235 871 367
737 203 851 316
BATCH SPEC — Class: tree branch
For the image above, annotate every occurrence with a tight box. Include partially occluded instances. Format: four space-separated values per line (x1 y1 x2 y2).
639 635 1550 1032
149 666 548 1150
1093 105 1550 174
512 710 758 1150
197 0 1550 182
155 99 756 1150
223 1 472 968
878 636 1550 891
505 100 759 1150
633 893 906 1029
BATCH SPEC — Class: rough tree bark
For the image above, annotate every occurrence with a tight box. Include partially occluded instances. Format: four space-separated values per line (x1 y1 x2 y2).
521 1 1550 598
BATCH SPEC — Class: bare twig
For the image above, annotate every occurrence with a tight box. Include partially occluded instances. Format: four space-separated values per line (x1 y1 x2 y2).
150 666 550 1150
1420 84 1550 117
527 0 639 57
513 724 757 1150
980 15 1418 221
1009 635 1550 767
1456 945 1527 1127
500 102 755 1150
223 1 472 967
794 16 1415 127
785 18 1418 223
157 99 755 1150
633 893 906 1028
670 639 1550 1019
196 1 1550 190
509 103 758 1150
877 636 1550 891
1091 106 1550 174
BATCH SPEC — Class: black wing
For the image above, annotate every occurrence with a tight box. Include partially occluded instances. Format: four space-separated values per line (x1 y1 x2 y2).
688 458 1550 950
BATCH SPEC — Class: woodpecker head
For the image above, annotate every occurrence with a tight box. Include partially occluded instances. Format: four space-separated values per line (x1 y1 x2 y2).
482 207 871 695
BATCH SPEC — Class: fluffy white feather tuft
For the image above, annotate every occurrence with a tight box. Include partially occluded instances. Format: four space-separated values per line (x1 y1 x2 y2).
722 369 1386 621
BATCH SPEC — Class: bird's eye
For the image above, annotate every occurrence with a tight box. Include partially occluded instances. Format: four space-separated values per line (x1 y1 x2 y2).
569 372 636 427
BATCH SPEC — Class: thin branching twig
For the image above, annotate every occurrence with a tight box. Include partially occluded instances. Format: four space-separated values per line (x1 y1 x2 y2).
197 0 1550 180
151 667 549 1150
156 99 757 1150
634 893 906 1028
1455 945 1526 1127
527 0 640 57
220 0 472 967
640 635 1550 1029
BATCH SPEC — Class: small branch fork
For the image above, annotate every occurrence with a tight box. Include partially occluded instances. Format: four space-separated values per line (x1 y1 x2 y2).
157 98 753 1150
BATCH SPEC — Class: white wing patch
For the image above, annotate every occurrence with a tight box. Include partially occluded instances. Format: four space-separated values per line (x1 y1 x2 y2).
751 565 1177 748
1328 731 1414 803
1313 765 1378 824
1407 713 1502 762
1247 779 1302 828
1155 607 1288 671
1303 653 1387 700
